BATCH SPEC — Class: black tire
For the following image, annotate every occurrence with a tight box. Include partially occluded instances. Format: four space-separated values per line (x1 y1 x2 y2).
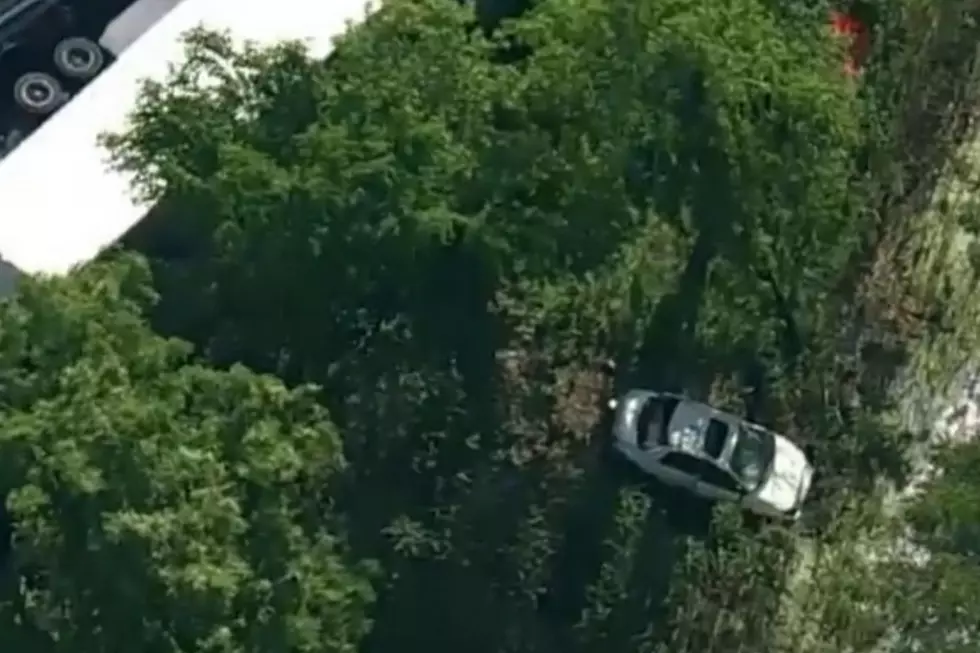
13 72 64 115
53 37 105 81
1 128 26 157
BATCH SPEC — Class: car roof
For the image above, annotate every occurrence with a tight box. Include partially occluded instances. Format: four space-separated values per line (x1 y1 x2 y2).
628 388 781 432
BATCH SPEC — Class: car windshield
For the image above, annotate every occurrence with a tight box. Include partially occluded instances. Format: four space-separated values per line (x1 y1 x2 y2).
729 426 775 491
636 396 680 449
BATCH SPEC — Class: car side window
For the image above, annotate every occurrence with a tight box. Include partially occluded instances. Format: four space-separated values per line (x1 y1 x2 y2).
660 452 704 477
661 452 742 492
698 465 742 493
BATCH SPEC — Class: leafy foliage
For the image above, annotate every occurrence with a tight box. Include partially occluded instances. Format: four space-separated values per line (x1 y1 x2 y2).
889 438 980 653
0 256 374 653
5 0 979 651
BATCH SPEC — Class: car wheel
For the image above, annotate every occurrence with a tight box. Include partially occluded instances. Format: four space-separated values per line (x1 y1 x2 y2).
53 37 106 80
13 72 64 115
1 128 26 156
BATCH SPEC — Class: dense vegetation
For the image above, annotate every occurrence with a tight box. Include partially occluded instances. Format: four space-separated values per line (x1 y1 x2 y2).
3 0 980 650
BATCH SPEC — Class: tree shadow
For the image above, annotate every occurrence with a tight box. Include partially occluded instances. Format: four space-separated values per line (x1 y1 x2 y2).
536 405 714 649
632 232 716 392
0 497 10 572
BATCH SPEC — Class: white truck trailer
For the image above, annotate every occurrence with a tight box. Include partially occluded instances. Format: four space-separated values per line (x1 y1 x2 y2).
0 0 375 279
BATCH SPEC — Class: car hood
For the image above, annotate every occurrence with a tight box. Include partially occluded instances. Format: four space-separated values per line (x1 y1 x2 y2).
754 434 813 512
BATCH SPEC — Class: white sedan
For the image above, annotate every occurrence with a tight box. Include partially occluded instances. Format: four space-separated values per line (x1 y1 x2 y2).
608 389 814 519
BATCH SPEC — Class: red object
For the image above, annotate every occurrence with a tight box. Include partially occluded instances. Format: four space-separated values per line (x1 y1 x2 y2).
830 10 870 76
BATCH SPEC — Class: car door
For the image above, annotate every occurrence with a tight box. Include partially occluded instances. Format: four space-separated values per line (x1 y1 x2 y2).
694 464 744 503
654 451 702 490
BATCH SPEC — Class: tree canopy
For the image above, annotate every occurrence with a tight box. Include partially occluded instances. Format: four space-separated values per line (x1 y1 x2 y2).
0 256 374 653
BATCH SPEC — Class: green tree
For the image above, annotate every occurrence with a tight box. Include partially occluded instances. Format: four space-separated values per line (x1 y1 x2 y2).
109 0 860 385
889 437 980 653
0 255 375 653
95 0 975 652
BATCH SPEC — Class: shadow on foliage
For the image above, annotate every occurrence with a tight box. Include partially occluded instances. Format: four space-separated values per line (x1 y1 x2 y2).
633 233 716 394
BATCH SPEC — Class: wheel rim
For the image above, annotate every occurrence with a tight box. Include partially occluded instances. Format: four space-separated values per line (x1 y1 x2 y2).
55 39 103 78
27 84 51 104
21 80 54 108
65 47 94 71
14 73 62 113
